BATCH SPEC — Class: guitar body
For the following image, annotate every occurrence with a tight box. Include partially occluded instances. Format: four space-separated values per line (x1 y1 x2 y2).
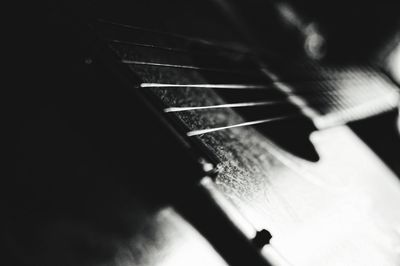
10 1 400 266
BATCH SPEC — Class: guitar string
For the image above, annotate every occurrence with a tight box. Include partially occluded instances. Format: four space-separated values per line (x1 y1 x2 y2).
184 90 398 137
141 83 270 89
178 84 398 135
140 82 378 108
106 32 316 132
162 95 360 113
115 40 379 85
99 18 377 81
125 63 389 122
121 60 263 76
110 39 250 57
100 19 383 87
164 101 289 112
126 60 385 95
100 18 384 88
139 80 375 92
97 19 255 56
186 114 297 137
116 45 347 130
100 18 384 89
113 38 274 76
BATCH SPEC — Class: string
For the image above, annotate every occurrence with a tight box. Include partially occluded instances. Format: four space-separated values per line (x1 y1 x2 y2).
162 93 363 113
164 101 288 112
111 39 193 54
97 19 254 56
186 114 296 136
110 39 251 58
163 97 366 119
140 82 390 116
122 60 260 76
141 83 270 89
110 37 383 82
99 18 387 87
139 81 383 95
115 39 382 85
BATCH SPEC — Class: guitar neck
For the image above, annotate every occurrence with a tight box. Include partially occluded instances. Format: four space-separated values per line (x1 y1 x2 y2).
97 19 399 132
